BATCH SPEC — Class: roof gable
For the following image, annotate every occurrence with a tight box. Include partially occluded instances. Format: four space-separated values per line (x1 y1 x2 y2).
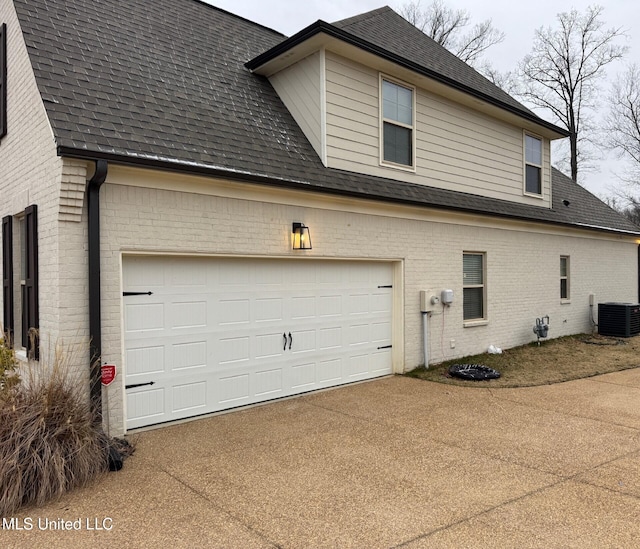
331 7 531 118
247 6 567 138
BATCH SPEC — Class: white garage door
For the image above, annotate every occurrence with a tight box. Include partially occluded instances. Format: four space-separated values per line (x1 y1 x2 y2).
123 256 394 429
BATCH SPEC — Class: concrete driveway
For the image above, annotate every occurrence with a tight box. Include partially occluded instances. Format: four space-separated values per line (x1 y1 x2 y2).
5 371 640 548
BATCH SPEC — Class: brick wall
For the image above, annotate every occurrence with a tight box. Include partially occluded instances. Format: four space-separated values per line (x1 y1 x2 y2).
0 1 62 355
0 4 93 399
95 168 638 435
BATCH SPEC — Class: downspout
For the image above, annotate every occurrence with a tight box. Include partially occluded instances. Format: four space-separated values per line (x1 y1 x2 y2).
88 160 108 425
422 311 430 369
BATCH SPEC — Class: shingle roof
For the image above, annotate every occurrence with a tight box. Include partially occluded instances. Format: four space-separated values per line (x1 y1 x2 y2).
331 7 539 120
248 6 567 138
11 0 639 235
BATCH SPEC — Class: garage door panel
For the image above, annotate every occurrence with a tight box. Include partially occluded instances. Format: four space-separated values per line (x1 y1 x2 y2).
171 341 208 371
371 349 393 375
347 323 370 346
217 261 251 285
371 292 392 313
291 361 316 389
371 321 392 344
168 261 207 287
125 302 165 333
348 354 371 378
123 257 165 287
254 297 284 322
318 358 343 384
218 373 250 405
172 381 207 413
290 329 316 353
127 387 165 425
290 261 319 284
290 295 316 319
170 300 208 329
126 345 165 376
254 368 284 397
255 332 287 360
319 326 342 349
218 336 250 364
318 294 342 316
253 262 285 286
348 293 371 315
124 257 394 429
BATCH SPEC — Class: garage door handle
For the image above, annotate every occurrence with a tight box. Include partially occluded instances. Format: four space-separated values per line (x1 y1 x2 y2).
288 332 292 350
283 333 287 351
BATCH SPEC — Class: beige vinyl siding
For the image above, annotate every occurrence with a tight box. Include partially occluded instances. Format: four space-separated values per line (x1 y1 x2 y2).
325 52 552 208
269 51 324 161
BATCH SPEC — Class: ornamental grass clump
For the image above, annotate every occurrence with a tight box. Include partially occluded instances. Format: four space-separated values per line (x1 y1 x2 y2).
0 334 20 397
0 338 111 517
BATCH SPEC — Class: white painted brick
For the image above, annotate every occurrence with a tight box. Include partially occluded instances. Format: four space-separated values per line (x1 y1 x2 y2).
87 171 639 435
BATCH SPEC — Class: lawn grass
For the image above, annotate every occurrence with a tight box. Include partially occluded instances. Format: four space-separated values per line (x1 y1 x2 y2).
406 333 640 388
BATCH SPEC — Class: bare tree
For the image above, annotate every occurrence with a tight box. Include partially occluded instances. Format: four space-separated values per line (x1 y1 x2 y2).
398 0 505 67
605 194 640 226
605 64 640 186
516 6 626 182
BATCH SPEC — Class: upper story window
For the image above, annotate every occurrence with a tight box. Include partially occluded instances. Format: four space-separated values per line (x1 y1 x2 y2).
1 23 7 140
524 133 543 195
381 77 415 169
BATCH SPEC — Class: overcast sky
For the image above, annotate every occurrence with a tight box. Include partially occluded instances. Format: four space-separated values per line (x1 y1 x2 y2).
205 0 640 200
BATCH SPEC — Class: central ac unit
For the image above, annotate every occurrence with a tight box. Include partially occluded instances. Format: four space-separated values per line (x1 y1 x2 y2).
598 303 640 337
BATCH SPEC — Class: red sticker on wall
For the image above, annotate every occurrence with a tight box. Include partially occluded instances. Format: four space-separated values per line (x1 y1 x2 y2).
101 364 117 386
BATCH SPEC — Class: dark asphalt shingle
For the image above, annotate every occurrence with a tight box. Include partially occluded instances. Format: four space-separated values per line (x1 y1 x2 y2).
10 0 640 235
332 7 538 122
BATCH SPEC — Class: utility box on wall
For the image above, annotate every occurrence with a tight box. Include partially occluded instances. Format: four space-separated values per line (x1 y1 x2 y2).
598 303 640 337
420 290 439 312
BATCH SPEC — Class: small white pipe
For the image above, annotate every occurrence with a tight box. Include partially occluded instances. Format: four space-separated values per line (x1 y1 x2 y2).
422 312 430 369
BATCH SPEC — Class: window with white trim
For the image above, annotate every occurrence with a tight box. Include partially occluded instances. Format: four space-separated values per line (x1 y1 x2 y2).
524 133 543 195
463 252 485 321
381 77 414 168
560 256 570 300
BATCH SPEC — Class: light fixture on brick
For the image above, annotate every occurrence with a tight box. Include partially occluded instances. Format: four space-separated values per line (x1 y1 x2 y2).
292 222 312 250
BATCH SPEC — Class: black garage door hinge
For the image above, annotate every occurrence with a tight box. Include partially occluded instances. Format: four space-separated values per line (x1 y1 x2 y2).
125 381 156 389
123 291 154 296
378 285 392 288
377 345 392 350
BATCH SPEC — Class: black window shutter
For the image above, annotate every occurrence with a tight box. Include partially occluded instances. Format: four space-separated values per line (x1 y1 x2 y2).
23 205 38 359
2 215 13 344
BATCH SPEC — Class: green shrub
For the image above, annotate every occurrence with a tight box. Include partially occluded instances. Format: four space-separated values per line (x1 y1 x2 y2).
0 342 111 516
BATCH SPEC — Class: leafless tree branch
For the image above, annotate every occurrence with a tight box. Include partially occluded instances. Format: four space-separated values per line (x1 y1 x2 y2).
605 64 640 187
515 5 627 182
397 0 505 67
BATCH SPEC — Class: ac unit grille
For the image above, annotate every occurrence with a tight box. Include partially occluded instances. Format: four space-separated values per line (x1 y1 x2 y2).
598 303 640 337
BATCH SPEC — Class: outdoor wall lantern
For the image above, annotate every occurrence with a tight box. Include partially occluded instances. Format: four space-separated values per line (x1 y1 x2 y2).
292 222 312 250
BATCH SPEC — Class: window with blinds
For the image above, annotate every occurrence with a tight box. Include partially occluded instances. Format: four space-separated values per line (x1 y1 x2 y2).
463 253 485 321
381 77 415 168
560 256 570 300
